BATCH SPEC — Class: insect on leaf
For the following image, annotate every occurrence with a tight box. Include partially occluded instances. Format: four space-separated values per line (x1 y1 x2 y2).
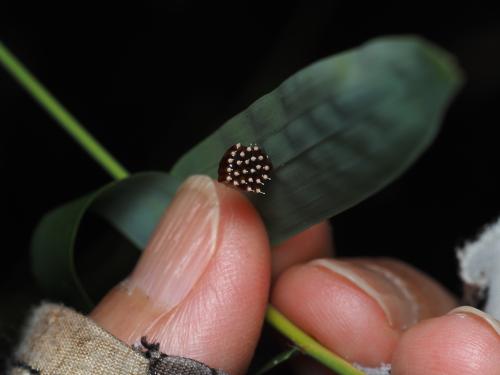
171 36 463 245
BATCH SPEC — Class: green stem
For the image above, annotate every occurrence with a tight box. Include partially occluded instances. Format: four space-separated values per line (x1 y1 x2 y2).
1 39 362 375
0 41 129 180
266 306 364 375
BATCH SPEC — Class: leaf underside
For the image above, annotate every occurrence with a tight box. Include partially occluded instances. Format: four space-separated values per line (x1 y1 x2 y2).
31 172 181 309
171 36 463 245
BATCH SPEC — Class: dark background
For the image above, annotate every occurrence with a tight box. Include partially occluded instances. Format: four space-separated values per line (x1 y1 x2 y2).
1 1 500 372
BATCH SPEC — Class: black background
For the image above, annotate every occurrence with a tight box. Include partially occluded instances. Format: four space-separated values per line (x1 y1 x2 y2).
1 1 500 371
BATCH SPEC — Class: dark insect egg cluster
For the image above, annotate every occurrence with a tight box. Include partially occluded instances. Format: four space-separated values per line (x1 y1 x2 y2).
218 143 273 194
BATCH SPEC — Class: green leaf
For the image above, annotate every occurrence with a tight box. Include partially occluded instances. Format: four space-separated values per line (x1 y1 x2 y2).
171 36 463 245
31 172 181 310
92 173 181 249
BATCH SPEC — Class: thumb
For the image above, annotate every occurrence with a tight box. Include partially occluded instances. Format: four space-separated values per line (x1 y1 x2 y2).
90 175 271 375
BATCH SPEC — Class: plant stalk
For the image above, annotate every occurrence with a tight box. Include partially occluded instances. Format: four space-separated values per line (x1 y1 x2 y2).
266 306 364 375
0 41 129 180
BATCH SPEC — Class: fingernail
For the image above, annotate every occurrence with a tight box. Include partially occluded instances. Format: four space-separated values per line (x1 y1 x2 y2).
311 259 419 330
448 306 500 336
128 175 220 310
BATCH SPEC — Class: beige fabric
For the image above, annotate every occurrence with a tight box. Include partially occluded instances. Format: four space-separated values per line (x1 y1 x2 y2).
11 303 149 375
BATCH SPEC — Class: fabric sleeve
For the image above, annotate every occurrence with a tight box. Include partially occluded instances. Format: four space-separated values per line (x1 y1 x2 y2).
9 303 228 375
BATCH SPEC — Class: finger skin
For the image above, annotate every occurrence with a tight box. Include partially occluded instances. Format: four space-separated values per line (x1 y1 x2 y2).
349 258 458 320
392 313 500 374
271 258 457 366
272 262 400 365
271 222 333 279
91 181 271 375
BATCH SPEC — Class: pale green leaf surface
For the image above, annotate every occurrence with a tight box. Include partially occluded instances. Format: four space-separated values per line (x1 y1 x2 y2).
171 36 463 245
92 173 181 249
31 172 181 309
31 194 95 310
